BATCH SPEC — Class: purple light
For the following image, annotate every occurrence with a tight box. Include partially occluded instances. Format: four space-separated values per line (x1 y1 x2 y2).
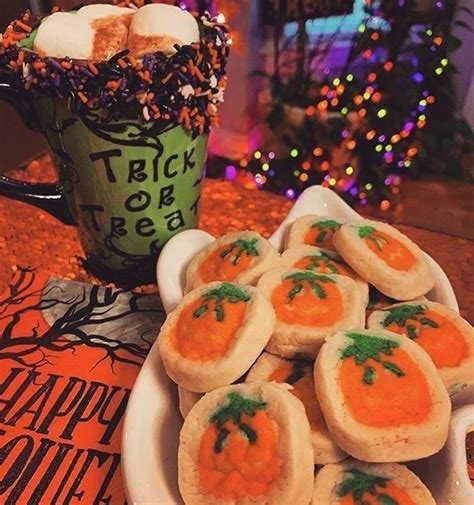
286 189 296 199
384 177 392 185
398 161 404 168
350 187 358 196
342 129 350 138
324 174 330 181
268 151 276 159
422 90 429 97
436 1 443 8
384 152 394 163
378 135 386 142
225 165 237 181
323 67 330 75
412 72 424 83
418 104 426 111
268 170 276 176
361 198 368 205
405 121 415 130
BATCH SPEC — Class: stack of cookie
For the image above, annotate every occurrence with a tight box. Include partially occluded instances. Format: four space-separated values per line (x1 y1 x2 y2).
157 218 474 505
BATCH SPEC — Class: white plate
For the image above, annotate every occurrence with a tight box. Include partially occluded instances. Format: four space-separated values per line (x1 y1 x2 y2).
122 185 461 505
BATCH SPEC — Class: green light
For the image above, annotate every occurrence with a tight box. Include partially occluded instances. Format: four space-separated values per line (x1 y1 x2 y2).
365 183 373 191
358 24 366 33
419 114 426 121
404 160 412 168
426 29 433 36
363 92 371 100
262 163 269 171
375 144 383 152
333 78 340 86
254 150 262 160
341 107 348 115
293 169 300 176
435 67 443 75
419 99 427 106
377 109 387 118
385 145 393 152
345 166 354 175
346 74 354 82
290 148 299 158
441 58 448 66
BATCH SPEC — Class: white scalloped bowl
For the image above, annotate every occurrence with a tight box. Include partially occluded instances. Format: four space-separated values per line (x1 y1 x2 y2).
122 185 470 505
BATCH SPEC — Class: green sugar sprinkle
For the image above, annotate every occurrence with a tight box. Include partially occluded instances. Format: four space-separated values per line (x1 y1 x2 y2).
220 237 260 265
337 468 396 504
311 219 341 230
284 271 335 300
311 219 341 244
356 225 388 251
193 283 250 321
341 332 400 365
381 304 438 339
341 332 405 386
209 392 267 453
284 360 312 385
304 252 341 274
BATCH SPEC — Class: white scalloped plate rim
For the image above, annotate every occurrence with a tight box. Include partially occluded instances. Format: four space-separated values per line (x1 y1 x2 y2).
122 185 461 505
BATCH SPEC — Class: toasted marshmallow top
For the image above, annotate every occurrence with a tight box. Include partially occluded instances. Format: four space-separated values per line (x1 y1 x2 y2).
33 12 94 60
129 4 199 48
77 4 135 22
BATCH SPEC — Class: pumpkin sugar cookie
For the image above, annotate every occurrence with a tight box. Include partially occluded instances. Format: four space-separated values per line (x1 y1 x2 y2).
257 268 364 359
158 282 275 392
286 215 344 251
246 352 346 464
333 219 434 300
314 330 450 462
312 460 435 505
185 231 279 293
280 245 368 307
178 382 314 505
368 301 474 395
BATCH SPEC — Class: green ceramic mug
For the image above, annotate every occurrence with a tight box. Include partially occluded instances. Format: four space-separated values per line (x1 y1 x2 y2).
0 74 207 285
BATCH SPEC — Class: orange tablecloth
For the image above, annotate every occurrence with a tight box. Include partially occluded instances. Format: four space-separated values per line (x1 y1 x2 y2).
0 156 472 323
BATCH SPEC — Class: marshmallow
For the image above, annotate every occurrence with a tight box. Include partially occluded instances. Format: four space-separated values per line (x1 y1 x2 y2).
128 4 200 57
33 12 94 60
77 4 135 23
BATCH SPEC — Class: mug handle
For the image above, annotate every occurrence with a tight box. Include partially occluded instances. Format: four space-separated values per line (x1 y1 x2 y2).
0 72 75 225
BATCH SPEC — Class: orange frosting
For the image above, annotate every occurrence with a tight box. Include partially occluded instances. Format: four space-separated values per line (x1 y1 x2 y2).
271 278 343 327
198 410 281 499
339 482 416 505
294 255 351 276
304 222 340 250
198 243 255 283
387 309 469 368
364 229 416 271
340 348 432 427
268 361 323 432
170 297 247 361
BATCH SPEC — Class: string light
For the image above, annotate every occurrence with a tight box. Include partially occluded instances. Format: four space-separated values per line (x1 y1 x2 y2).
238 2 448 205
313 147 323 156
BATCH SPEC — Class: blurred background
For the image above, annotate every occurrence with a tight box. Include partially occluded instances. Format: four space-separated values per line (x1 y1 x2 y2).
1 0 473 237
